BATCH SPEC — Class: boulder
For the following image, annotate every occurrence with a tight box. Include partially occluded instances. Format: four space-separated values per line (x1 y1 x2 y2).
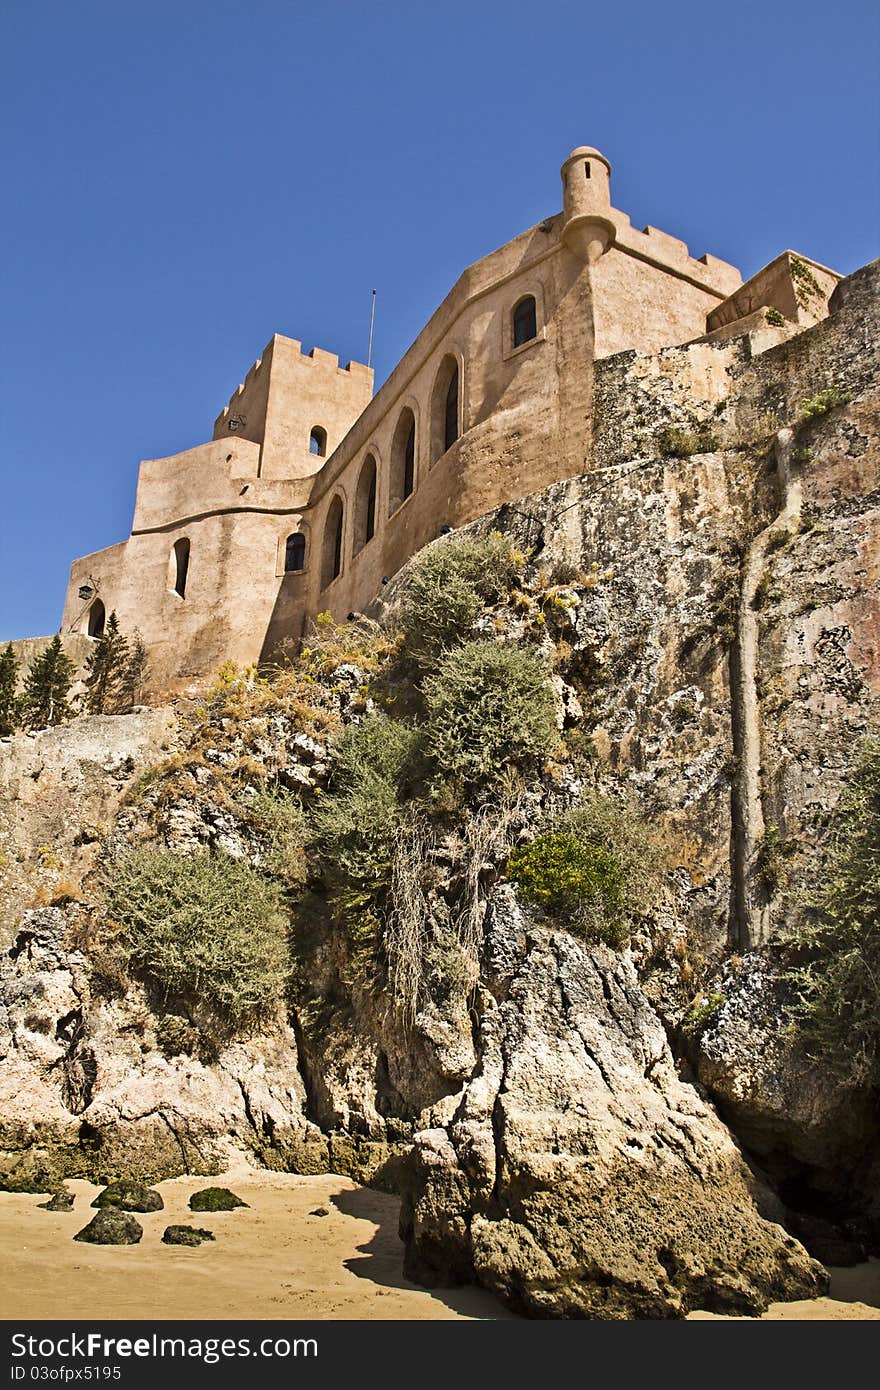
92 1180 163 1212
188 1187 248 1212
38 1189 74 1212
74 1208 142 1245
162 1225 215 1246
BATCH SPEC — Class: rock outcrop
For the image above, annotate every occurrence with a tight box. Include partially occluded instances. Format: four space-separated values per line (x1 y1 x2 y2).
0 708 179 946
0 908 328 1189
398 886 824 1318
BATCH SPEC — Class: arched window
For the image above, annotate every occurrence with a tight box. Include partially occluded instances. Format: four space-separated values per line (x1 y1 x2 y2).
389 408 416 514
512 295 537 348
354 454 378 554
431 357 460 463
87 599 105 638
321 496 344 589
309 426 327 457
284 533 306 573
172 538 190 599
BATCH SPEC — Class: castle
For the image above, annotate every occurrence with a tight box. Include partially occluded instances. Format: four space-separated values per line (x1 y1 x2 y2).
62 147 840 688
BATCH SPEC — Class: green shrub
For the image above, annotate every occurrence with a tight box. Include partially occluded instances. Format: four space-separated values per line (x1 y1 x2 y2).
681 991 726 1041
509 832 626 944
308 714 417 941
422 641 557 793
787 737 880 1084
246 787 308 888
398 532 523 668
102 849 291 1030
800 385 850 422
507 794 660 946
332 712 421 794
790 256 822 309
765 307 786 327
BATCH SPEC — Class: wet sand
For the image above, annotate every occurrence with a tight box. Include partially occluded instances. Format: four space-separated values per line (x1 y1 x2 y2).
1 1167 878 1321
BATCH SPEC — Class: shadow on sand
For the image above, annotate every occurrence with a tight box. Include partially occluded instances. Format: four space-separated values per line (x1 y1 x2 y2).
330 1186 517 1320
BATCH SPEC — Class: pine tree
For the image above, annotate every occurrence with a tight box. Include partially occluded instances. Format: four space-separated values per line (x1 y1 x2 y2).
22 636 76 729
0 642 19 736
119 630 149 711
84 611 129 714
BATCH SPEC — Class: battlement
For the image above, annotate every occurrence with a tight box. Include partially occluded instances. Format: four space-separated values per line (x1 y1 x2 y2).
609 213 742 298
211 332 373 482
214 335 372 431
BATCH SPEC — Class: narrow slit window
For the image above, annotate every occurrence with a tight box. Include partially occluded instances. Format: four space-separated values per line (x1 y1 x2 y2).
390 408 416 512
444 365 459 452
309 426 327 457
172 538 190 598
365 469 376 542
403 421 415 498
584 161 591 179
354 454 378 553
321 497 344 589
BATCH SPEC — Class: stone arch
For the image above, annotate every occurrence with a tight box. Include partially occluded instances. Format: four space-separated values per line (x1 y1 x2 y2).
354 453 378 554
431 354 461 464
389 407 416 515
87 599 105 638
321 495 344 589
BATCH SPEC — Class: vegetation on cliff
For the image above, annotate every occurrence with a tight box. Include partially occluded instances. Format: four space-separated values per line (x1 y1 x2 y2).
89 532 660 1046
788 736 880 1086
508 794 659 947
102 848 291 1031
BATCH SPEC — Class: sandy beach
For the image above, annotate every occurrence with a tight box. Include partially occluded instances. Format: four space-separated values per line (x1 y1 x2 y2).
1 1167 878 1322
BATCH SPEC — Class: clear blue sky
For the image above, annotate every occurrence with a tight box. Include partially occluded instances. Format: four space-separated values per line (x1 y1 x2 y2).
1 0 877 642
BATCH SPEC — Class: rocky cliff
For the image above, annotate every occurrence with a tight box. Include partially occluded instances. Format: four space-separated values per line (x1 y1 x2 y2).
1 258 877 1318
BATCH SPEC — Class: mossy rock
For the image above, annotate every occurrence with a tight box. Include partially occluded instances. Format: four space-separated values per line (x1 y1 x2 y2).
74 1209 143 1245
188 1187 248 1212
92 1180 164 1213
162 1225 215 1246
38 1190 74 1212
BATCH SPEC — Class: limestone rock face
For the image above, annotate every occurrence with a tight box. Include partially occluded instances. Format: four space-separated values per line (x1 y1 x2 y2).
0 708 179 946
399 886 825 1319
694 953 879 1187
0 908 326 1189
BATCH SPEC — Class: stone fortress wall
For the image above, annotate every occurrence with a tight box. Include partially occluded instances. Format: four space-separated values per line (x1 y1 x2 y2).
61 147 840 690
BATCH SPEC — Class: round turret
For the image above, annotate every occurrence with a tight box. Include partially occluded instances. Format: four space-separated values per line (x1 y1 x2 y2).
560 146 615 263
